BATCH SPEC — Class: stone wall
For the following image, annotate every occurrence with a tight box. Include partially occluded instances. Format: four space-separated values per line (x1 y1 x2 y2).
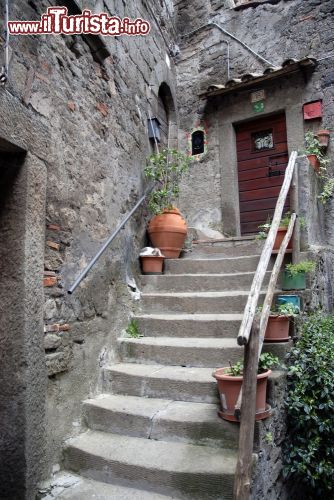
0 0 178 492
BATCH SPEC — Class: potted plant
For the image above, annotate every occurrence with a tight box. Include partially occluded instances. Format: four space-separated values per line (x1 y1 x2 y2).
304 131 330 173
282 260 316 290
316 129 331 148
213 353 279 422
144 148 191 258
264 303 299 343
276 294 301 312
257 212 305 251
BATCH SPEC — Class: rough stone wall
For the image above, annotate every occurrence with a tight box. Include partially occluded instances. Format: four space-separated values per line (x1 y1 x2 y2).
174 0 334 238
0 0 178 488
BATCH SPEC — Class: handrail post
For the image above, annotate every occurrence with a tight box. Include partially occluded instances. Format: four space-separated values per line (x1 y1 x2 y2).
233 318 260 500
291 163 300 264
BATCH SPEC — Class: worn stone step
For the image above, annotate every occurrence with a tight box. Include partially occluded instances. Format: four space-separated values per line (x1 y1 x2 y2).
118 337 243 368
134 313 243 338
140 290 271 314
190 237 264 258
103 363 219 403
56 474 175 499
118 337 290 368
140 271 271 293
165 255 270 274
64 431 237 500
83 394 239 449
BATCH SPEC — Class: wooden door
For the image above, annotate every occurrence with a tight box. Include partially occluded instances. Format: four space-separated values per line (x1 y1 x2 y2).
236 113 289 234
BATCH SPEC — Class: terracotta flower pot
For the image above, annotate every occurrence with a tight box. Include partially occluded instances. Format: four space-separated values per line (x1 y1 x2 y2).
147 208 187 259
273 227 292 250
264 315 290 342
316 129 330 148
140 255 164 275
307 153 320 173
213 368 271 422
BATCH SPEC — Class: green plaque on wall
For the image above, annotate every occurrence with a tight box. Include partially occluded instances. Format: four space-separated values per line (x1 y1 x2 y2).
253 101 265 113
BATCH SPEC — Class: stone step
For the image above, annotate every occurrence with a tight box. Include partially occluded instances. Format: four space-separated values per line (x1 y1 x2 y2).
118 337 291 368
190 237 264 258
56 474 175 499
118 337 242 368
140 271 271 293
165 255 269 274
64 431 237 500
140 290 271 314
134 313 243 338
83 394 239 449
103 363 219 403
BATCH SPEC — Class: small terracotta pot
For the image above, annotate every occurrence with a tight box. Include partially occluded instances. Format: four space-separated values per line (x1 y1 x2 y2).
264 315 290 342
147 208 187 259
316 129 330 148
307 153 320 173
213 368 271 422
273 227 292 250
140 255 164 275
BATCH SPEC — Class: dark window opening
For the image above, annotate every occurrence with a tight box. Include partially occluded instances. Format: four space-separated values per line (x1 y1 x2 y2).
192 130 205 155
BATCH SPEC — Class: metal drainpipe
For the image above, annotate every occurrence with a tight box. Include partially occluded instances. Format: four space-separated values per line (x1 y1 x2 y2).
181 21 274 69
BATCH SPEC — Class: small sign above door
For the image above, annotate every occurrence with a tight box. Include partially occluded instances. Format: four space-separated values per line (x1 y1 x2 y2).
250 89 266 103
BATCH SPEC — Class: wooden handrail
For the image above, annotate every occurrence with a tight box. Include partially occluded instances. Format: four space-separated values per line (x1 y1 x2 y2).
233 151 299 500
237 151 298 346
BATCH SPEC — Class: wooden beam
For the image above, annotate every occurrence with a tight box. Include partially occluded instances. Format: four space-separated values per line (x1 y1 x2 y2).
233 320 260 500
291 164 300 265
237 151 297 346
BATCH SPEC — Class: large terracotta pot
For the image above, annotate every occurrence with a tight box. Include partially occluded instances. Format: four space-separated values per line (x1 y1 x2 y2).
273 227 292 250
147 208 187 259
213 368 271 422
264 315 290 342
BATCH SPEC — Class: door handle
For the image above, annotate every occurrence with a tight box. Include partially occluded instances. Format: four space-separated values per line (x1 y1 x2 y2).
268 166 284 177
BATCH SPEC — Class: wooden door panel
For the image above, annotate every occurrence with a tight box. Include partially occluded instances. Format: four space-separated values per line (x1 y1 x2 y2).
236 113 288 234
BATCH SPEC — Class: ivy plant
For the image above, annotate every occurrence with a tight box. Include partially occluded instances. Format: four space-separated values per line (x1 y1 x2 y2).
285 260 316 277
226 352 279 376
144 148 191 215
284 313 334 496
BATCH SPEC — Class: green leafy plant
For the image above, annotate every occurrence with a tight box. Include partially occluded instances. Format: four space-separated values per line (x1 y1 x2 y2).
304 131 331 171
284 313 334 496
273 302 300 316
318 177 334 205
144 148 191 215
226 352 279 376
285 260 316 277
126 319 141 338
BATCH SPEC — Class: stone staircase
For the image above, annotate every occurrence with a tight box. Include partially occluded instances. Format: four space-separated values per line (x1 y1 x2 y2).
60 238 289 499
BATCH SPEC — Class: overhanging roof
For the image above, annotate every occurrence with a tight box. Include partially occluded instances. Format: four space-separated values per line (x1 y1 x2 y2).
199 57 317 98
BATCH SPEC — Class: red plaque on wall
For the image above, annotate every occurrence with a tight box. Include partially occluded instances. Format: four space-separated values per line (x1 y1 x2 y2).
303 101 323 120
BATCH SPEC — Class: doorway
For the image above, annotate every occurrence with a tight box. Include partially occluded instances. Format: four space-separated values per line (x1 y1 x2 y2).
235 112 289 235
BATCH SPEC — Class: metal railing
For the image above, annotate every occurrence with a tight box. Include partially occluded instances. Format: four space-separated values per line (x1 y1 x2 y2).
68 186 153 294
233 151 299 500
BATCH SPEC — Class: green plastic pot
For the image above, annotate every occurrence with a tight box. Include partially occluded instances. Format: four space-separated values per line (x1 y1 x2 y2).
282 270 306 290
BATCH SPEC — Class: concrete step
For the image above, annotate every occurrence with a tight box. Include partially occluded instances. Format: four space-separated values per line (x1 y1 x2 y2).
56 474 175 499
165 255 269 274
64 431 237 500
118 337 290 368
140 271 271 293
190 237 264 258
103 363 219 403
83 394 239 449
118 337 243 368
140 290 271 314
134 313 243 338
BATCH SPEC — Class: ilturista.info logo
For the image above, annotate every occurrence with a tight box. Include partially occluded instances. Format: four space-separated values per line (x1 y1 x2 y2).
8 7 151 36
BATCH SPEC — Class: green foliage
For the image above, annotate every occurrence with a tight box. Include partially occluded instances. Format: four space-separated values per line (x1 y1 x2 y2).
144 148 191 215
126 319 141 338
274 302 300 316
304 131 331 171
318 177 334 205
285 260 316 277
256 212 306 239
284 313 334 496
226 352 279 376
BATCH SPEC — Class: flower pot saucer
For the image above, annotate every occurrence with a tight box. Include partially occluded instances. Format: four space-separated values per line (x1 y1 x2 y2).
218 403 272 422
264 336 291 343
